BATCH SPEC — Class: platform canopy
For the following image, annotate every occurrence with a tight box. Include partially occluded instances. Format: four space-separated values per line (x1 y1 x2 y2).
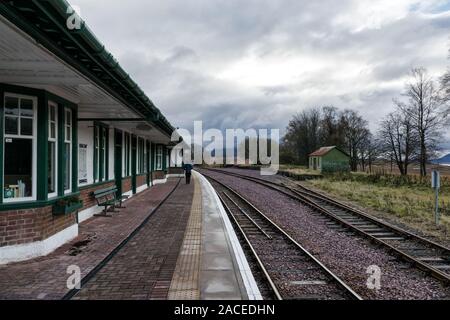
0 0 175 144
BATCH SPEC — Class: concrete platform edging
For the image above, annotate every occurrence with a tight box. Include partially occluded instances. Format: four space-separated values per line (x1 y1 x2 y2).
167 174 185 178
194 171 262 300
153 178 168 185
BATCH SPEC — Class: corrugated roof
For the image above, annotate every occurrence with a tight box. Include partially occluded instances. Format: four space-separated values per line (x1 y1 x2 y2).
309 146 339 157
0 0 175 136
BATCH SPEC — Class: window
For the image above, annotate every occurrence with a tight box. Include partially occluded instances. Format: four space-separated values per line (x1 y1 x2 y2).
123 132 131 176
94 124 108 182
48 102 58 197
156 145 163 170
171 147 183 167
64 108 72 193
166 149 170 170
144 142 148 173
3 94 36 201
137 138 145 174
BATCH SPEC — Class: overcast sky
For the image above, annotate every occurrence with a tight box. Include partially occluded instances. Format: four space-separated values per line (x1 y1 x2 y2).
74 0 450 151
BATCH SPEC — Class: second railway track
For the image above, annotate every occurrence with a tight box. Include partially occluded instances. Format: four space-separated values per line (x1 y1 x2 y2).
205 173 362 300
203 168 450 285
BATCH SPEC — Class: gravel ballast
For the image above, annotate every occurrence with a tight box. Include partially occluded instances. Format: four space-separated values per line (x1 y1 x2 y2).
199 168 450 300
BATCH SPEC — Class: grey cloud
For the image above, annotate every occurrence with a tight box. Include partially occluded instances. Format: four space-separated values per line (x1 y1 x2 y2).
74 0 450 147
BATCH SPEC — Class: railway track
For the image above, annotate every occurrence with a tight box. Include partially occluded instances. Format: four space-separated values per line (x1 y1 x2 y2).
204 173 362 300
203 168 450 284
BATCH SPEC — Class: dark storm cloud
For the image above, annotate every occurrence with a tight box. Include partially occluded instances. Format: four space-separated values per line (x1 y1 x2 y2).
73 0 450 143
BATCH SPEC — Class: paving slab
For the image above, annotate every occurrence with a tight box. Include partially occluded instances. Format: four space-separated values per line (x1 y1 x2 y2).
195 171 262 300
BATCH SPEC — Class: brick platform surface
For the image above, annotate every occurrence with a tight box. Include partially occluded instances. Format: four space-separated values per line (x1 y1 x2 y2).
72 180 194 300
0 179 180 300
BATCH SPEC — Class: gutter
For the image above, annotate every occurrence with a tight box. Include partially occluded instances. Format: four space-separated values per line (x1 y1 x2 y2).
0 0 175 136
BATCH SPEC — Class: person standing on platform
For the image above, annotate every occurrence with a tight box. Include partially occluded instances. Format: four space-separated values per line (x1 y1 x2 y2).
183 162 193 184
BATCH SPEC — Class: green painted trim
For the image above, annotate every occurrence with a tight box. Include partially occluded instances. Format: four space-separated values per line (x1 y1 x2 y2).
0 83 79 201
146 140 150 186
46 91 77 109
162 145 167 172
105 127 109 180
0 88 4 203
57 104 65 197
131 135 137 194
114 129 123 196
37 92 48 201
71 107 78 192
0 191 81 212
0 3 175 136
93 125 98 182
78 118 146 122
0 83 47 99
78 179 115 191
124 132 131 176
99 127 104 181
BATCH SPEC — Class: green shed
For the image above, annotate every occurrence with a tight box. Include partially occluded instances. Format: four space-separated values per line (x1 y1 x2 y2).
309 146 350 173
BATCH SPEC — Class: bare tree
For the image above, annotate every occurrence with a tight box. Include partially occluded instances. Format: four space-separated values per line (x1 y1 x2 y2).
440 50 450 123
340 109 370 171
399 67 447 176
378 108 417 175
319 106 346 148
283 107 321 165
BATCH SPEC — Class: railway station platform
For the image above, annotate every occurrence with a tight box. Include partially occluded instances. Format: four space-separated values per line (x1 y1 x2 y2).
0 173 260 300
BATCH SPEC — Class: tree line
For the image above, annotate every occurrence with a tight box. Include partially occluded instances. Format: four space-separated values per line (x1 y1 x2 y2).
281 67 450 176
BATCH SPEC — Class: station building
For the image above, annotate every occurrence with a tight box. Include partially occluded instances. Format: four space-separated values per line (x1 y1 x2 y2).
0 1 181 263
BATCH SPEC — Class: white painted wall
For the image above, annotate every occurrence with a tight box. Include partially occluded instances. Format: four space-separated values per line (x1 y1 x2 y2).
77 121 94 186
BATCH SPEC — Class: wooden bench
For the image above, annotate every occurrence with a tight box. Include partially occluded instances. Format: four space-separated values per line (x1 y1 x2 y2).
92 186 129 217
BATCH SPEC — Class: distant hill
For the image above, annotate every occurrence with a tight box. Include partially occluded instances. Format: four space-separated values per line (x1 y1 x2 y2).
432 153 450 165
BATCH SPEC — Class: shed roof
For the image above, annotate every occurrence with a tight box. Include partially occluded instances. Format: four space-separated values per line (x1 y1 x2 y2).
309 146 349 157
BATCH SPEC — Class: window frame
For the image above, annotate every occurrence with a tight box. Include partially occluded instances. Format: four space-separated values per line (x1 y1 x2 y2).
144 140 148 173
63 107 72 194
47 101 58 198
123 132 131 177
156 145 163 170
3 93 38 203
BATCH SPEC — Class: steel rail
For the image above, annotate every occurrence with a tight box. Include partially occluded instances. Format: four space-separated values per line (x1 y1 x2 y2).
204 168 450 284
223 191 273 239
217 192 282 300
205 172 363 300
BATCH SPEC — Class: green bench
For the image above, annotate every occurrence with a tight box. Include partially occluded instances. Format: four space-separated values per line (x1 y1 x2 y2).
92 186 129 217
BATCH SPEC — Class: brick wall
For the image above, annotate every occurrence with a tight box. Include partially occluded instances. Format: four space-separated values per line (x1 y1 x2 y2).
136 174 147 187
152 171 165 180
0 206 76 247
169 167 184 174
122 177 132 193
0 181 121 248
79 181 115 211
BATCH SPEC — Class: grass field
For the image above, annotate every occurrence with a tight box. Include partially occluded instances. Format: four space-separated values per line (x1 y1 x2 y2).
279 164 321 176
304 172 450 244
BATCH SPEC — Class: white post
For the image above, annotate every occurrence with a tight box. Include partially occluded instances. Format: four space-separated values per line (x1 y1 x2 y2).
431 170 440 226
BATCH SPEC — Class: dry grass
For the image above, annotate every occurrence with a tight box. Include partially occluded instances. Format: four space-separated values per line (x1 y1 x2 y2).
305 177 450 244
279 164 322 176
